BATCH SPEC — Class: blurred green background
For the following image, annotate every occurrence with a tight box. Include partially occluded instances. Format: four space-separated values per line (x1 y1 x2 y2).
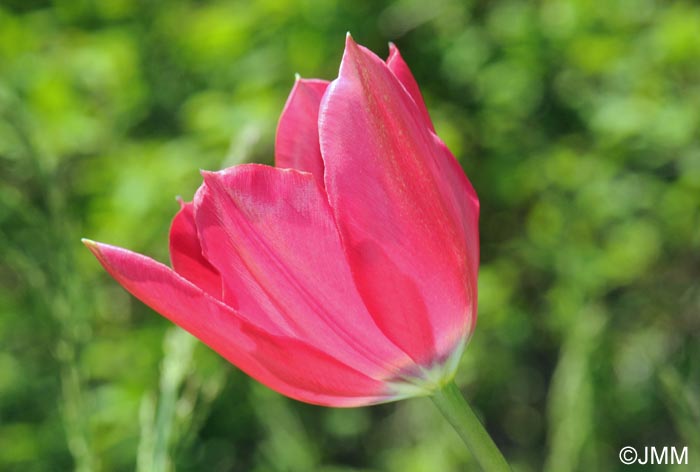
1 0 699 470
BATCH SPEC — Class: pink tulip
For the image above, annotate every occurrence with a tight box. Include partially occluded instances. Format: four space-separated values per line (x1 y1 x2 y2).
84 35 479 407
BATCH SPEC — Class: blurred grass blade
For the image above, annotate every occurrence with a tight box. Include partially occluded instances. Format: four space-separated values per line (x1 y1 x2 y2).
658 367 700 447
137 327 196 472
544 307 606 472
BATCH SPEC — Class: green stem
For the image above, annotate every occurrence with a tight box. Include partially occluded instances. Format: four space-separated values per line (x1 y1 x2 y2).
431 381 511 471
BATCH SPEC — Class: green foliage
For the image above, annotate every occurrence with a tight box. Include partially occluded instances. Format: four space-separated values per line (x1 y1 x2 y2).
1 0 698 470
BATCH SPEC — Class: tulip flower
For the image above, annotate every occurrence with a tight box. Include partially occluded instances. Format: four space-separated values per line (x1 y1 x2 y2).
84 35 509 471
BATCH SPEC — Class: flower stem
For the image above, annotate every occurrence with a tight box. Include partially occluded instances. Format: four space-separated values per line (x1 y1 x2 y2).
431 381 511 471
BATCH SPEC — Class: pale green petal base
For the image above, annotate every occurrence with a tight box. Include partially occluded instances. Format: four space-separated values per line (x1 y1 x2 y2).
385 337 468 400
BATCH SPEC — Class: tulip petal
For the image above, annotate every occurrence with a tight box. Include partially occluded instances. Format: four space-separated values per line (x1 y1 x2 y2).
169 200 222 299
82 240 395 407
319 35 479 365
193 164 414 378
386 43 434 131
432 135 480 290
275 78 329 182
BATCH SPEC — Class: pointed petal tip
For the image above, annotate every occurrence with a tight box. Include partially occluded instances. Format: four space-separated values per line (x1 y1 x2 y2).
340 33 370 74
199 169 218 182
294 72 301 81
82 238 107 263
345 32 358 50
200 164 265 190
292 77 328 94
81 238 97 249
199 170 225 195
387 42 401 62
